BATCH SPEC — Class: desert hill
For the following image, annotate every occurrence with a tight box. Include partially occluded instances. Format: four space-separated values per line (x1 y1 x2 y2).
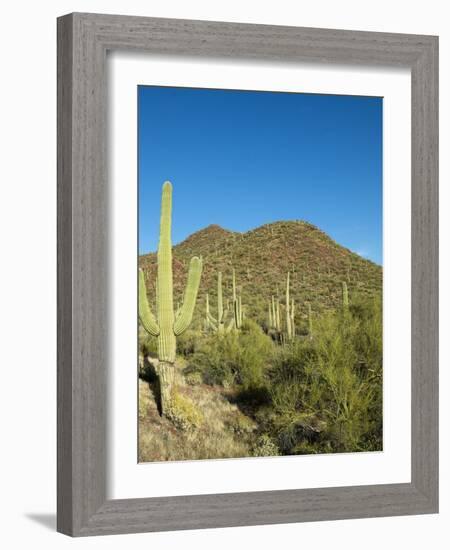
139 220 382 330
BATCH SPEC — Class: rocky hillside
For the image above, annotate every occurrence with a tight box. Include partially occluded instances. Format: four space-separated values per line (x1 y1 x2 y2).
139 221 382 330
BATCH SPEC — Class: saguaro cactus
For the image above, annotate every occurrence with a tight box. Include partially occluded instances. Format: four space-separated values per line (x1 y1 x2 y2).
204 294 211 331
231 268 243 330
270 296 277 331
206 272 231 333
139 181 203 416
276 297 281 333
290 298 295 338
238 296 243 325
285 272 293 340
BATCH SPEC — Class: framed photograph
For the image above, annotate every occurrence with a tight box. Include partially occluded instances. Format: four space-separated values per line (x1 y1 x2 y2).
57 13 438 536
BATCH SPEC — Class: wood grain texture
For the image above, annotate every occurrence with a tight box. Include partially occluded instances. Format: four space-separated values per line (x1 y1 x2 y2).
410 36 439 506
57 13 74 535
57 12 439 537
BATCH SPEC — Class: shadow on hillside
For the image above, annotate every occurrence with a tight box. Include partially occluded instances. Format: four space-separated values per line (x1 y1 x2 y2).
223 386 271 418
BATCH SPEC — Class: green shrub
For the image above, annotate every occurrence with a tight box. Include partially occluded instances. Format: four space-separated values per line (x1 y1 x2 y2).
189 320 273 390
251 434 280 457
167 393 204 432
263 296 382 454
268 339 319 415
177 329 202 357
235 320 274 389
189 332 240 386
183 368 203 386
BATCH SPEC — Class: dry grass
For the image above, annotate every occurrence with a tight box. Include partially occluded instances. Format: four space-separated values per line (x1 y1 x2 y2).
138 372 257 462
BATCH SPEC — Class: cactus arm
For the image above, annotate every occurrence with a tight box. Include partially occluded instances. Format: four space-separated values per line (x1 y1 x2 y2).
291 298 295 337
233 298 241 329
207 310 219 330
138 269 160 337
205 293 214 329
286 272 292 339
271 296 276 330
173 256 203 335
232 269 237 301
231 268 242 329
207 312 219 328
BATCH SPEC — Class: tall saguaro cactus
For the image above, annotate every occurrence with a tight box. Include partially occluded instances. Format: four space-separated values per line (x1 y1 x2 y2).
206 272 231 333
290 298 295 338
231 268 243 329
285 272 293 340
269 274 295 343
269 294 282 343
139 181 203 416
268 301 274 329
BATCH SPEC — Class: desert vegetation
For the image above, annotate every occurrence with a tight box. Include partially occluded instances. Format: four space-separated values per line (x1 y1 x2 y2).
139 182 382 461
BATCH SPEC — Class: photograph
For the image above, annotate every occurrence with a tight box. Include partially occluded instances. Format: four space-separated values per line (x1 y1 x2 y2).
138 85 383 462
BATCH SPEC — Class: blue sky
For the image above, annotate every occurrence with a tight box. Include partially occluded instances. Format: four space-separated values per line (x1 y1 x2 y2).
138 86 382 264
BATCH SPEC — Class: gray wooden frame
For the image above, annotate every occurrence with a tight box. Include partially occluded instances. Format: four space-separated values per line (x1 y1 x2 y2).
57 12 438 537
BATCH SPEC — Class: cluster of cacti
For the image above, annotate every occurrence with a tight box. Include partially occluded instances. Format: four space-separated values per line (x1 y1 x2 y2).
269 295 281 333
205 271 232 333
205 268 243 333
265 272 353 342
139 181 203 416
267 272 295 342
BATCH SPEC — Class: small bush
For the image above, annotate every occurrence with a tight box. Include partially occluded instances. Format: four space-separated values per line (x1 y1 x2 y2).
167 393 204 432
183 368 203 386
251 434 280 457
